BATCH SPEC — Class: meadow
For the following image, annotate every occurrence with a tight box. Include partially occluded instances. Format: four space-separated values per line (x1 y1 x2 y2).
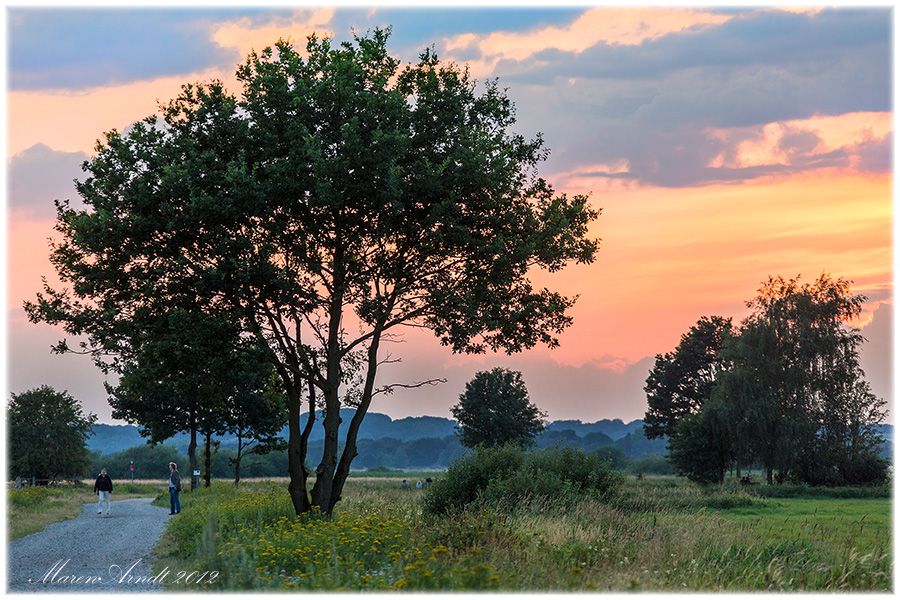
149 475 891 592
6 481 166 541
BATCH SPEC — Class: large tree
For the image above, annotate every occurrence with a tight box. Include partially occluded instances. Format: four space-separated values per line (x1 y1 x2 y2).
8 386 97 482
643 315 734 439
25 29 599 515
717 274 886 485
665 395 732 485
451 367 547 449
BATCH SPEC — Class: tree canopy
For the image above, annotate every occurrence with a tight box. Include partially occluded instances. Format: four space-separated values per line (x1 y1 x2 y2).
643 315 734 439
648 274 887 486
451 367 547 449
25 28 600 515
8 386 97 481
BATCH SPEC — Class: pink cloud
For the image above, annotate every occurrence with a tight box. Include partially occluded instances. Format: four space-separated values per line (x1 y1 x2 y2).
703 111 892 173
442 7 733 78
210 9 335 59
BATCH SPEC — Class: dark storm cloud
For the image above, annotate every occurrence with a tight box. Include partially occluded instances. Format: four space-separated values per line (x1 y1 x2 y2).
8 144 87 221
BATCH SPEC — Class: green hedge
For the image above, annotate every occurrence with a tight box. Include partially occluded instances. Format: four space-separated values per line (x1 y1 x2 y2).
423 444 624 515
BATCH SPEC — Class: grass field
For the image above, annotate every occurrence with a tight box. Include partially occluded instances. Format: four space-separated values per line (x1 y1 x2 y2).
6 481 167 541
146 475 891 592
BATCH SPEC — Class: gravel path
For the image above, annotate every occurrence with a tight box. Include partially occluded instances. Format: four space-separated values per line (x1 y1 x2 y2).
7 497 172 593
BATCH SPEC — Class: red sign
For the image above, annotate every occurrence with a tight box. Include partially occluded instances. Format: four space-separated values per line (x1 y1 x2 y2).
130 463 135 472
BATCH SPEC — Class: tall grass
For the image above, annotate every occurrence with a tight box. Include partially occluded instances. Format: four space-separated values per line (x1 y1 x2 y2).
152 477 892 592
155 481 503 590
7 482 167 540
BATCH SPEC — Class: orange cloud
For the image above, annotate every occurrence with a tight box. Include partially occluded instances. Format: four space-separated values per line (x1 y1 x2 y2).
8 10 340 158
443 8 733 77
7 67 241 156
210 9 335 59
704 111 892 170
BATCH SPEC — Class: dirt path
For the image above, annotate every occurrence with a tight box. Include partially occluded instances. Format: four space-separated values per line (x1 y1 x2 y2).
7 498 171 593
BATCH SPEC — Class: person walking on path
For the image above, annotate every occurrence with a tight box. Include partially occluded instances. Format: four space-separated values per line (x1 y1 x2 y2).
168 462 182 515
93 467 113 516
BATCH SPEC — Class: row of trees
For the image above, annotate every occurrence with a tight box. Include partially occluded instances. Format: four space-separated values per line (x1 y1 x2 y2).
644 274 888 486
7 377 660 484
107 310 288 488
25 29 599 515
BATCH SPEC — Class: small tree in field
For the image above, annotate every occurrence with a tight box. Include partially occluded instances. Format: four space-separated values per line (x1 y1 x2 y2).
452 368 547 449
8 386 97 482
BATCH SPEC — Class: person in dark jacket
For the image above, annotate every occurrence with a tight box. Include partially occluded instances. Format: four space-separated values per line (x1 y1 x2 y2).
168 462 182 515
94 468 113 516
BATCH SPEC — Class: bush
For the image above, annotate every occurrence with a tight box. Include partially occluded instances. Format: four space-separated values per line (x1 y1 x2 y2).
366 465 398 473
626 453 674 476
91 444 188 482
422 444 524 516
840 454 889 487
8 486 54 509
422 444 623 516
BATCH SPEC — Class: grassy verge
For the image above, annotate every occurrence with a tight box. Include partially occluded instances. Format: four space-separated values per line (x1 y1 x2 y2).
150 476 891 592
7 481 167 541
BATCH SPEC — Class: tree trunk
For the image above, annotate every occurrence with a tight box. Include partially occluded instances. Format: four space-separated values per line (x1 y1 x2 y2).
287 381 314 515
310 386 340 512
310 287 346 515
188 424 199 491
233 434 243 488
203 431 213 487
330 330 383 514
766 466 773 485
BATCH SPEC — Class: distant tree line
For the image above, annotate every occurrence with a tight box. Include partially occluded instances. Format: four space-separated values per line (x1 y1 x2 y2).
644 274 888 487
87 429 672 483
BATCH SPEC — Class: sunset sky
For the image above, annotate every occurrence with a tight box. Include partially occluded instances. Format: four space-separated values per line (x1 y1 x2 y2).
5 5 893 426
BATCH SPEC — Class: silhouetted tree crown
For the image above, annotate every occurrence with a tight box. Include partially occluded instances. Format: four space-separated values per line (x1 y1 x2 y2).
8 386 97 481
452 368 547 449
25 28 599 515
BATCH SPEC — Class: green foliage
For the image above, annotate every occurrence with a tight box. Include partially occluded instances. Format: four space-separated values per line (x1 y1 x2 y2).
91 443 188 481
26 27 599 516
721 274 887 485
643 316 734 439
365 465 398 473
7 386 97 480
422 444 524 515
422 444 624 516
665 397 732 485
649 275 887 488
743 483 890 500
451 368 547 449
156 481 505 591
8 486 55 509
626 453 674 476
153 477 890 592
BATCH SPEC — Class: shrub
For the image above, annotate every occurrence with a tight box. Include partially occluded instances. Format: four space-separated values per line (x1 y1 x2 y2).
422 444 624 516
840 454 889 487
626 453 674 476
8 486 54 509
422 444 524 516
366 465 398 473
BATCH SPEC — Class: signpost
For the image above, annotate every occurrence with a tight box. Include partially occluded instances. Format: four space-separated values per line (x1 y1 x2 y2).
130 460 135 483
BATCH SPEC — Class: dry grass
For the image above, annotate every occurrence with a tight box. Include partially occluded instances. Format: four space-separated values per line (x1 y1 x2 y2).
7 482 166 541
